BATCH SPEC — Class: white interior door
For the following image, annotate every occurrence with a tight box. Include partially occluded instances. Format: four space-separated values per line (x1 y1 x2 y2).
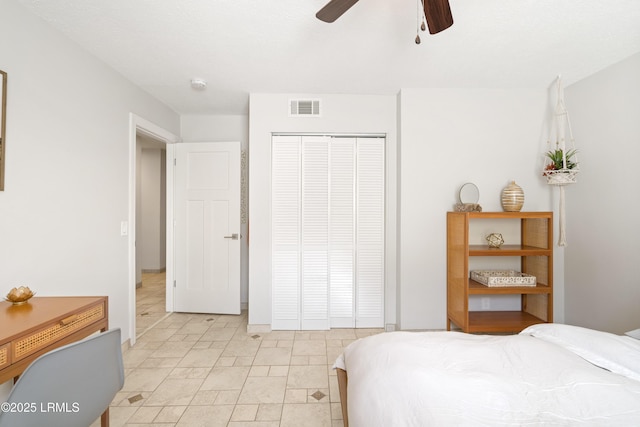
174 141 241 314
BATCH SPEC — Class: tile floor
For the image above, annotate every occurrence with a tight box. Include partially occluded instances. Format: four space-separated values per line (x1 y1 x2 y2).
94 273 383 427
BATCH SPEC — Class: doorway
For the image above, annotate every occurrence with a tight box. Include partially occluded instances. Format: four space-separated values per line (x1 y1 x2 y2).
135 135 167 337
128 114 179 345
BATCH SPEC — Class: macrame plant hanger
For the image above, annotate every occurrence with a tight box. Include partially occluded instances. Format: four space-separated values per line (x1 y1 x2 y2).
543 76 579 246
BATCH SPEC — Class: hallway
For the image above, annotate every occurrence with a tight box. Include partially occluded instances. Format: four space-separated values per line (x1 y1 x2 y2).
136 272 167 338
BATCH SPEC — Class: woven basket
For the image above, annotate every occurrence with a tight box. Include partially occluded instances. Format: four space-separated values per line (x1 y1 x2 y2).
543 169 578 186
471 270 537 287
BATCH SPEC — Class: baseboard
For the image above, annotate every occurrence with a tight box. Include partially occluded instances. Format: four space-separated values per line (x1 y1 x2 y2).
385 323 397 332
141 268 166 274
241 302 248 311
136 281 142 289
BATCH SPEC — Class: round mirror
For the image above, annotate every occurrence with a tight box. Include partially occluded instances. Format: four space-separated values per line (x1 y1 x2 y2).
458 183 479 204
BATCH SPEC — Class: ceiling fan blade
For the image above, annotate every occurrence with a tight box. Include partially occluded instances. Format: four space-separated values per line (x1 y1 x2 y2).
423 0 453 34
316 0 360 23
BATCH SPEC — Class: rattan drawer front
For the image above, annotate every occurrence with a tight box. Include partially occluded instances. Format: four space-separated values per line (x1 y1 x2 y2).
13 302 105 361
0 343 9 370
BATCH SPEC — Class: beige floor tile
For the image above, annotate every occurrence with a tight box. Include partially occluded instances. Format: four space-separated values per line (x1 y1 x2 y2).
249 365 270 376
155 405 187 423
103 405 139 427
122 348 156 368
309 355 328 365
177 347 223 368
200 366 250 390
201 327 237 341
328 375 341 403
234 356 255 366
330 402 344 420
168 366 211 379
221 340 261 357
139 357 182 369
152 341 195 359
261 331 296 340
231 404 259 421
325 329 358 340
139 328 179 342
209 340 231 349
237 376 287 404
227 422 280 427
215 356 237 367
253 347 292 366
128 405 162 423
176 405 234 427
256 403 283 421
190 390 219 405
290 355 309 365
287 365 328 389
268 365 289 377
292 340 326 356
284 388 308 404
145 378 203 406
121 368 172 392
214 390 241 405
259 340 278 348
125 272 378 427
280 403 332 427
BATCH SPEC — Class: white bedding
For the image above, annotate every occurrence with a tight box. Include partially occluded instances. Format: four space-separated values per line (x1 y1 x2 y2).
335 324 640 426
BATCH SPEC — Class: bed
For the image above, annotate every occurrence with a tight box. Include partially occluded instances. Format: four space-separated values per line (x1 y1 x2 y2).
333 324 640 426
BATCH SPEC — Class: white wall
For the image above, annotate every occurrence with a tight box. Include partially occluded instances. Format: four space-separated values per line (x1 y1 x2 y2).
398 88 561 329
248 93 398 330
563 52 640 334
0 0 179 349
180 114 250 305
139 147 166 272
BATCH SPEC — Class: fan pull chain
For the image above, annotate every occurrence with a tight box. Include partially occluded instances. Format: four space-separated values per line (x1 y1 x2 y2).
415 0 421 43
415 0 427 44
415 0 423 43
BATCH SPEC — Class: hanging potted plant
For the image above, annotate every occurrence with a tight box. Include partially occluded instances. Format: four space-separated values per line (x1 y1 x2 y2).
543 147 579 185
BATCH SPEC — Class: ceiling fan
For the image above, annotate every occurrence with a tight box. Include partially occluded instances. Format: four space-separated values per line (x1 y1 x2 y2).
316 0 453 34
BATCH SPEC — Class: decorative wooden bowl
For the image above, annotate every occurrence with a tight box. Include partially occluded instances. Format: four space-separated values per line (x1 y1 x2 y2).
5 286 35 305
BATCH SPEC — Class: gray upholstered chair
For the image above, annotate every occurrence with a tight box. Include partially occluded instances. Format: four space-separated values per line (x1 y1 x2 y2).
0 328 124 427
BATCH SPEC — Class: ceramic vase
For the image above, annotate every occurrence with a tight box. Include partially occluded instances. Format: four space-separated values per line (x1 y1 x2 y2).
501 181 524 212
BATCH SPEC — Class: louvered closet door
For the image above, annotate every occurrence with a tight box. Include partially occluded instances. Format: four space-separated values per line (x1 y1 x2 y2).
272 136 301 330
355 138 384 327
329 138 356 327
301 136 330 329
271 135 384 330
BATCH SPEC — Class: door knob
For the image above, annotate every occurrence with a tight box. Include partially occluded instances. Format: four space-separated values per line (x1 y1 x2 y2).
224 233 239 240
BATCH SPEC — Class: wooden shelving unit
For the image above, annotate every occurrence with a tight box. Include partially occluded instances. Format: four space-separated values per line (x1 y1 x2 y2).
447 211 553 333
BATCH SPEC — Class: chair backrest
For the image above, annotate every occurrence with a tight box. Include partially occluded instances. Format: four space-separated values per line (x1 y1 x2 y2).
0 328 124 427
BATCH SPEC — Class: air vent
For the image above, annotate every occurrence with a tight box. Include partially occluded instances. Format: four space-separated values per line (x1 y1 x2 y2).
289 99 321 117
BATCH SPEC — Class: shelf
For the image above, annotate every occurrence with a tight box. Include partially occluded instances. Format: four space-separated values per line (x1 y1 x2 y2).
467 311 545 333
466 211 551 219
447 211 553 334
469 245 551 256
468 279 551 294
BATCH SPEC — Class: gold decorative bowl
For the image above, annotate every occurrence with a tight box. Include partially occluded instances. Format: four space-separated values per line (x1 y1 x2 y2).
5 286 35 305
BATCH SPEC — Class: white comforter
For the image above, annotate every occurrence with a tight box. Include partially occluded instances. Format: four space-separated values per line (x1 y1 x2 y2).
334 324 640 426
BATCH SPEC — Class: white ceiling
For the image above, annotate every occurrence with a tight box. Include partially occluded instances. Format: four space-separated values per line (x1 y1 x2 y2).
16 0 640 115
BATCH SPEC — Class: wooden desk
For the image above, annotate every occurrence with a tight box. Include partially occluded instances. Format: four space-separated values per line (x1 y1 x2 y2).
0 296 109 426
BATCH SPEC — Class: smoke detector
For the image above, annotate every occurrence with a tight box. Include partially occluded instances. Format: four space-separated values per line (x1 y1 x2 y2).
190 78 207 90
